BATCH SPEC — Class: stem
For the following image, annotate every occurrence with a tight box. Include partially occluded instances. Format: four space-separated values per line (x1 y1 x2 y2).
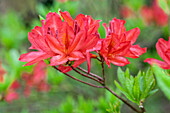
53 66 104 88
76 66 103 81
101 57 105 84
70 66 104 84
53 66 144 113
140 101 146 113
104 86 143 113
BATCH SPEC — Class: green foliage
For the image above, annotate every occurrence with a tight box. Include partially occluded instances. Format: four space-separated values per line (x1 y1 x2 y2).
36 0 79 19
123 0 145 10
152 64 170 100
115 67 158 106
158 0 169 15
105 89 122 113
0 11 27 49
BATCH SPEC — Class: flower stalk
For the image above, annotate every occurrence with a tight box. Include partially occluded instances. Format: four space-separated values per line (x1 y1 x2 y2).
53 65 145 113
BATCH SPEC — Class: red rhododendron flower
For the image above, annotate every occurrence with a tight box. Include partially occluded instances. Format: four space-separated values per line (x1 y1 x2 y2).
101 18 147 68
22 61 50 97
19 11 100 72
141 0 168 26
144 37 170 69
0 61 6 83
120 6 134 18
5 80 20 103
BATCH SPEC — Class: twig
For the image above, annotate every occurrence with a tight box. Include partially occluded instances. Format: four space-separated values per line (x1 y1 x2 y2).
52 66 104 88
76 66 103 81
101 57 105 84
104 86 143 113
70 66 104 84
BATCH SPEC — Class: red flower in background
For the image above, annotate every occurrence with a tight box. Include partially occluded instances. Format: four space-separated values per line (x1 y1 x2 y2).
141 0 168 26
5 80 20 103
19 11 100 72
144 37 170 69
120 6 134 18
22 61 50 97
101 18 147 68
0 61 6 83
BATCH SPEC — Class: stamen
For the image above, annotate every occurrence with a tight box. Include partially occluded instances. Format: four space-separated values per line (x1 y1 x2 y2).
47 27 51 34
56 30 58 38
74 20 80 35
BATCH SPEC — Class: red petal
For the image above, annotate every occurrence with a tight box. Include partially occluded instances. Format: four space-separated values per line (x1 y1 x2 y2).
88 20 101 35
86 51 91 73
58 58 87 73
19 52 52 66
75 14 85 28
50 54 68 66
109 56 130 66
45 34 64 54
126 28 140 44
59 10 74 27
110 18 126 36
57 22 74 49
81 34 99 51
68 51 84 61
58 65 72 73
45 12 62 33
144 58 170 69
69 31 85 52
28 26 52 53
102 54 111 68
111 41 131 56
124 45 147 58
156 38 170 64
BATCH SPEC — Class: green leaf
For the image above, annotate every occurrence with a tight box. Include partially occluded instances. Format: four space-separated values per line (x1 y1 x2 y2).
143 68 153 91
133 77 140 104
117 67 125 88
140 79 154 100
115 81 136 103
39 15 45 21
139 76 143 92
146 89 159 98
125 68 130 78
153 64 170 100
125 78 134 99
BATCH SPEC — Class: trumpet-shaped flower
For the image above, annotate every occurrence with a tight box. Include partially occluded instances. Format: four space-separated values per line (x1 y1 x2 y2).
22 61 50 97
19 11 100 71
144 37 170 69
101 18 147 68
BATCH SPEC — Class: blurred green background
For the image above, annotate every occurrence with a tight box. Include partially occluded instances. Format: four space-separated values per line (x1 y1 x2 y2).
0 0 170 113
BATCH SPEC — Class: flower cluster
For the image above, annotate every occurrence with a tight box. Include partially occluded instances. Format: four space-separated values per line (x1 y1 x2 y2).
141 0 168 26
22 61 50 97
19 11 147 71
144 37 170 69
101 18 146 68
19 11 100 72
